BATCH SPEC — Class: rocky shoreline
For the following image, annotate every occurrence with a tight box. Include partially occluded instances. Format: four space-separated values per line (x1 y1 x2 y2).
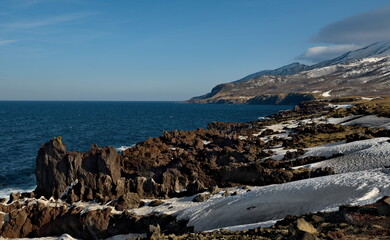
1 97 390 239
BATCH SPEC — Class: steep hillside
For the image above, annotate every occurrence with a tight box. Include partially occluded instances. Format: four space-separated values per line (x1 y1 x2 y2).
188 41 390 104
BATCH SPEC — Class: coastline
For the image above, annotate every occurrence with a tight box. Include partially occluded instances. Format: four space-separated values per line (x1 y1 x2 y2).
1 97 390 239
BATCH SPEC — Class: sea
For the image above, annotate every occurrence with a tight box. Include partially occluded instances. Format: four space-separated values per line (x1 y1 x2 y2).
0 101 292 199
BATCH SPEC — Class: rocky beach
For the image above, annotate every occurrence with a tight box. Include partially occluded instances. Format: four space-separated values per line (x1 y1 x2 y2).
1 96 389 239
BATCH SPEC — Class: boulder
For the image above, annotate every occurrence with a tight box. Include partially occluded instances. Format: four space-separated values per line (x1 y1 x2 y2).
111 193 141 211
147 224 161 239
377 196 390 216
192 193 210 202
149 200 164 207
296 218 318 235
209 185 220 194
186 180 206 195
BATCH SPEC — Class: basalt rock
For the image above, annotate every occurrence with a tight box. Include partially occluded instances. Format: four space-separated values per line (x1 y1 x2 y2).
346 132 374 143
35 138 122 202
192 193 210 202
34 131 335 204
0 199 189 239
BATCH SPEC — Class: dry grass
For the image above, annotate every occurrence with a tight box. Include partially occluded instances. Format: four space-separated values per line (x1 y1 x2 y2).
299 127 365 148
328 95 390 118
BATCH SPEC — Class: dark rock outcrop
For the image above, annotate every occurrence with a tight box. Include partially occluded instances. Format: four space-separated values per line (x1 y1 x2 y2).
0 198 189 239
35 137 123 202
34 128 334 204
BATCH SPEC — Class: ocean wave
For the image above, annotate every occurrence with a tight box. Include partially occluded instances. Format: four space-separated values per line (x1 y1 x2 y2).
258 116 270 120
115 145 135 152
0 186 36 200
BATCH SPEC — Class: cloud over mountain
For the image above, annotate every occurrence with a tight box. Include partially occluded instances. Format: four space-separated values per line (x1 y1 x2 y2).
312 5 390 44
297 44 362 63
299 5 390 63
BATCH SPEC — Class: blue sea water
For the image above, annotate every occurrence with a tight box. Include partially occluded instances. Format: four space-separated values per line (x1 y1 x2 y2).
0 101 292 198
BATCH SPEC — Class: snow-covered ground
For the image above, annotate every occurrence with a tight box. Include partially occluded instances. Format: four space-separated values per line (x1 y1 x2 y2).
326 114 390 129
167 169 390 231
128 115 390 232
296 138 390 173
340 115 390 129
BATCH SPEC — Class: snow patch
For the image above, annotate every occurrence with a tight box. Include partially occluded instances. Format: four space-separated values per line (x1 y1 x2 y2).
175 168 390 231
328 104 352 109
321 90 332 97
355 187 380 202
296 138 390 173
340 115 390 129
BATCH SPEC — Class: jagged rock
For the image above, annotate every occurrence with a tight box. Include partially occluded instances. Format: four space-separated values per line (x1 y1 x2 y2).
8 192 21 204
35 138 121 201
310 215 324 223
377 196 390 216
346 132 374 143
111 193 141 211
327 231 348 240
147 224 161 239
192 193 210 202
186 180 206 195
296 218 318 235
0 199 189 239
209 185 220 194
300 232 321 240
149 200 164 207
283 149 305 160
32 131 336 205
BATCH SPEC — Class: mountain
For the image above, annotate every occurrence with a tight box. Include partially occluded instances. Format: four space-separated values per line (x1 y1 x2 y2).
188 41 390 104
233 62 310 83
312 41 390 69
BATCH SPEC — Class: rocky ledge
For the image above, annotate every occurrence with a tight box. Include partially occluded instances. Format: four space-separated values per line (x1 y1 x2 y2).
1 97 390 239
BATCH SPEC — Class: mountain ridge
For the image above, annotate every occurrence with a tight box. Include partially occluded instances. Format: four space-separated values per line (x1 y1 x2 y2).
188 41 390 104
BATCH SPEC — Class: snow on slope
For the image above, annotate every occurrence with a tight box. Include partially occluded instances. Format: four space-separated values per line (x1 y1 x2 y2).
296 138 390 173
340 115 390 129
175 168 390 231
233 41 390 84
313 41 390 68
233 62 309 83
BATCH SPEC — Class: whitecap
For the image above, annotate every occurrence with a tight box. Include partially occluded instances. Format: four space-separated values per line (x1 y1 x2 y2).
0 186 36 200
115 145 135 152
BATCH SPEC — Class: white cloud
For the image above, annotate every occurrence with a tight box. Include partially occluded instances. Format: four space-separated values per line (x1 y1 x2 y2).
298 5 390 63
2 12 94 29
0 39 17 46
297 44 362 63
12 0 46 8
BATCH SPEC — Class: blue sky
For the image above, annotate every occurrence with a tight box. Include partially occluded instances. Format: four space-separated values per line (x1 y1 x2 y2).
0 0 389 101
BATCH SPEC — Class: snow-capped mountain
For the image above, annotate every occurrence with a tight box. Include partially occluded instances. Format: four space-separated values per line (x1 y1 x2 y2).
188 41 390 104
312 41 390 69
233 62 310 83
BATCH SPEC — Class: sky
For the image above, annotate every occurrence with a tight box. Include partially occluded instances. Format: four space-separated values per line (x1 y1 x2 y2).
0 0 389 101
